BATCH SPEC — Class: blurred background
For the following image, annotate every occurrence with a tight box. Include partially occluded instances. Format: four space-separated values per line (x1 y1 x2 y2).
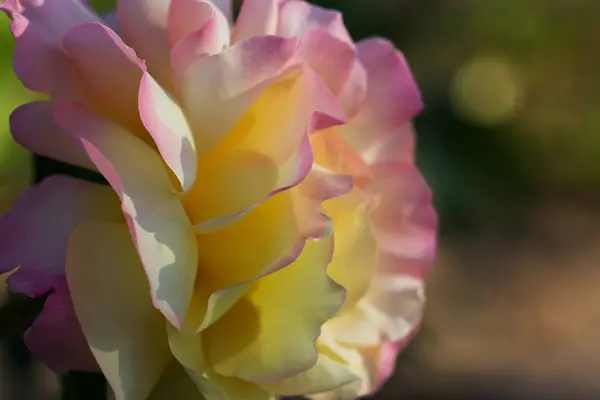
2 0 600 398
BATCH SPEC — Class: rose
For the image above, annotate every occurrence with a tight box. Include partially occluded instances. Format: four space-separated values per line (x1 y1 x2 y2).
0 0 436 399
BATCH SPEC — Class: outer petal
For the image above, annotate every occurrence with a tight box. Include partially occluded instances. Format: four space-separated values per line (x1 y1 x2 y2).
203 237 346 383
9 101 95 170
116 0 172 89
368 162 437 269
56 103 197 328
63 22 146 135
277 0 352 44
67 221 172 400
0 0 98 97
139 72 197 193
24 278 98 374
1 0 98 46
362 275 425 343
231 0 283 43
343 39 422 151
360 122 415 165
0 175 121 295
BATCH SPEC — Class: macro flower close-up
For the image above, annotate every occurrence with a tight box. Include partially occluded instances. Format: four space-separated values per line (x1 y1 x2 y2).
0 0 436 399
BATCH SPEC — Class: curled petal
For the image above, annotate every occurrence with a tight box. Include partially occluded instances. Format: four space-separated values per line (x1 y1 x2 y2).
139 72 197 193
167 0 228 46
10 101 95 170
56 102 198 328
24 278 98 374
203 237 346 383
67 221 172 400
170 0 231 82
63 22 146 135
0 175 121 296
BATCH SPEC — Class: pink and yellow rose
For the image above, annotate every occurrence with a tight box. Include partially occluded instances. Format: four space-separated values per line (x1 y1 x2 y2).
0 0 436 399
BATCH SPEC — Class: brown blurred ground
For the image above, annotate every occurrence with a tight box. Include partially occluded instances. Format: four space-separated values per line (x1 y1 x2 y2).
381 198 600 399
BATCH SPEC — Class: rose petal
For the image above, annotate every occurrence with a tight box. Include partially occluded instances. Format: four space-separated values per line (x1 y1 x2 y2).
1 0 98 46
368 162 437 267
191 190 308 332
56 102 197 328
231 0 283 43
0 175 121 296
204 236 346 383
296 28 355 100
148 360 205 399
360 122 415 165
343 38 422 151
24 278 98 374
63 22 147 135
116 0 172 89
170 1 231 80
363 275 425 342
183 64 345 228
67 220 172 400
322 187 378 310
167 324 273 400
277 0 352 44
207 0 231 22
167 0 228 46
259 342 358 396
10 101 95 170
139 72 197 193
179 35 299 156
0 0 98 98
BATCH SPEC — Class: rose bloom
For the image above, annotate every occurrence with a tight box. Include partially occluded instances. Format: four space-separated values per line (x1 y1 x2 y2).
0 0 436 399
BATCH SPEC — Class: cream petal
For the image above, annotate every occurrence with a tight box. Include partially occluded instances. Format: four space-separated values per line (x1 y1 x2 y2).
67 221 172 400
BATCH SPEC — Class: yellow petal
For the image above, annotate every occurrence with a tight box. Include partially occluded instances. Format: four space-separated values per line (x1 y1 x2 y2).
203 236 346 382
167 323 272 400
191 190 305 331
66 221 171 400
323 188 377 309
148 361 206 400
259 341 359 396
